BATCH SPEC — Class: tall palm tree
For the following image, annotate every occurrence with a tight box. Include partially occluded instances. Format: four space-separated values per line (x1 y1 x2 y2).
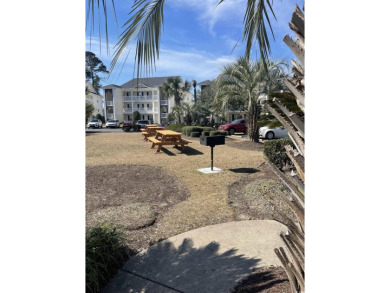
215 57 288 142
87 0 277 77
192 80 197 103
161 77 191 106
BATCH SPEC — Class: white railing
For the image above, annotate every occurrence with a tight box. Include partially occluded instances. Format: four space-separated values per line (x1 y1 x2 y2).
122 95 159 102
160 100 168 105
123 108 133 114
136 108 155 114
106 101 113 106
161 113 168 119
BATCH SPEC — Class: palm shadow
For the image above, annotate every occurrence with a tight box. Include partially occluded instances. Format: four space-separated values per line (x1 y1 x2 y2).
103 238 261 293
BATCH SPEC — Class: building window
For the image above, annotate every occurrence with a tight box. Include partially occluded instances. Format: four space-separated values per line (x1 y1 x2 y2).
137 104 140 108
147 104 150 108
128 115 130 120
127 104 130 108
142 104 144 108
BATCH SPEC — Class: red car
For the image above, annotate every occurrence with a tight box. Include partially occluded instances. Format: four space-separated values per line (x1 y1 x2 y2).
218 119 247 135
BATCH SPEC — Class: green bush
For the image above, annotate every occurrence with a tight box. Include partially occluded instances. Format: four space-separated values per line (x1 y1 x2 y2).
182 126 204 136
86 224 127 293
190 131 201 137
201 127 214 132
263 137 295 169
122 127 131 132
165 123 184 132
201 131 210 136
133 125 141 132
210 130 228 136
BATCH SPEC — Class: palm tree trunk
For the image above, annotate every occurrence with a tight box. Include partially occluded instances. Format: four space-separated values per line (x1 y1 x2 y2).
247 105 261 142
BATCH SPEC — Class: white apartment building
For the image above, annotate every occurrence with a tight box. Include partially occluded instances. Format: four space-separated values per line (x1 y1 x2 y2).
85 81 105 119
102 76 193 124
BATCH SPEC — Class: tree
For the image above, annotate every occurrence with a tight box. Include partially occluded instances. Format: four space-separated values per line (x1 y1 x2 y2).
86 102 95 124
85 51 109 93
87 0 277 78
215 57 288 142
132 110 141 122
161 77 190 106
192 80 197 103
96 113 105 123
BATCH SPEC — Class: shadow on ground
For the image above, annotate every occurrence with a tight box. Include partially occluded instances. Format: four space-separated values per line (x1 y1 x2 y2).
231 266 290 293
160 146 204 156
103 238 260 293
229 168 260 174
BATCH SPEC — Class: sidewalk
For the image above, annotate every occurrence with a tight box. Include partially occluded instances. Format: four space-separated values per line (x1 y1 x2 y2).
102 220 288 293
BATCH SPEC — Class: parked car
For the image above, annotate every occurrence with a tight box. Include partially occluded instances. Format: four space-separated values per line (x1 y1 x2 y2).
87 119 102 128
136 120 152 129
122 121 133 128
106 119 120 128
218 119 247 135
259 126 288 139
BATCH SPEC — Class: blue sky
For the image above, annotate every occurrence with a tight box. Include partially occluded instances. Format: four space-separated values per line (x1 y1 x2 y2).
85 0 304 87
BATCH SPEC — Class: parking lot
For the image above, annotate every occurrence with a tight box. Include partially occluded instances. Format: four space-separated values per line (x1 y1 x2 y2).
86 127 124 134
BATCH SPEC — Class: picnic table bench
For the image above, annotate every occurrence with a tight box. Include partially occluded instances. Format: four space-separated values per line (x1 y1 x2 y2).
148 130 191 153
141 126 164 141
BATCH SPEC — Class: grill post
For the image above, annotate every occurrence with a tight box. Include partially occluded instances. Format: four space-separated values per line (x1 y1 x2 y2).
211 146 214 171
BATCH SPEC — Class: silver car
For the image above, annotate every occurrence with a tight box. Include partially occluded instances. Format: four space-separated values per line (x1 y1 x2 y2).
106 119 120 128
259 126 288 139
87 119 102 128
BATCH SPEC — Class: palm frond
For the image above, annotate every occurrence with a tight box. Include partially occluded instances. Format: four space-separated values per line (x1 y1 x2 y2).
111 0 165 79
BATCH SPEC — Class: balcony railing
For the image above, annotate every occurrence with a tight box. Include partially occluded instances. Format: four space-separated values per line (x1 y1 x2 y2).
136 107 155 114
123 108 133 114
122 95 159 102
160 100 168 105
106 101 113 106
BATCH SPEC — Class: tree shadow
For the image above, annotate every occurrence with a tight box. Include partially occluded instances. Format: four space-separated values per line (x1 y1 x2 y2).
231 268 290 293
179 146 204 156
229 168 260 174
103 238 261 293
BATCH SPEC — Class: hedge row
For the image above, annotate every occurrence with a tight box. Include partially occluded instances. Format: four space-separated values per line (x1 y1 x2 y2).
263 137 294 169
165 123 185 132
210 131 228 136
182 126 218 136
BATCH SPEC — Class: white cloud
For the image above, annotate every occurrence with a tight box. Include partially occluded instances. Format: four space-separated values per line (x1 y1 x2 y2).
168 0 246 35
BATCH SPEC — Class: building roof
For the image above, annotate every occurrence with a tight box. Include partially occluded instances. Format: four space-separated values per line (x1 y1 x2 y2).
101 84 122 89
198 80 211 86
121 76 180 89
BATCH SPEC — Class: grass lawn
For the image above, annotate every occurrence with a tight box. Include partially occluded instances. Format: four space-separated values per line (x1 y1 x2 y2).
86 132 266 249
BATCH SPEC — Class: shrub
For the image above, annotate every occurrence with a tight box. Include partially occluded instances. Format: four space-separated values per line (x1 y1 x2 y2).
96 113 105 123
166 123 184 132
182 126 204 136
263 137 295 170
201 127 214 132
190 132 201 137
122 127 131 132
133 125 141 132
86 224 127 293
200 117 207 126
201 131 210 136
210 130 228 136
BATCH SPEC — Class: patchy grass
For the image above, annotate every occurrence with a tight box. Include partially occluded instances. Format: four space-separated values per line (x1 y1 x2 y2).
86 132 266 247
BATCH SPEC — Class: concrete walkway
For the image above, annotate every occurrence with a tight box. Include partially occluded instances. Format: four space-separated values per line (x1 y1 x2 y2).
103 220 288 293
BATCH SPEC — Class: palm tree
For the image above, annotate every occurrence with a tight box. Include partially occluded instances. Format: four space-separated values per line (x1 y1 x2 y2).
161 77 190 106
87 0 277 77
215 57 288 142
192 80 197 103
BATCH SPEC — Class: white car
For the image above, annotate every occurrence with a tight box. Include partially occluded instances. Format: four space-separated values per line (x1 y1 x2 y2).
259 126 288 139
87 119 102 128
106 119 120 128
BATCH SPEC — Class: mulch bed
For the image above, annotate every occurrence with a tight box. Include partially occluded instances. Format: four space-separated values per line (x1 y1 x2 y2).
86 164 190 252
228 163 298 224
232 266 291 293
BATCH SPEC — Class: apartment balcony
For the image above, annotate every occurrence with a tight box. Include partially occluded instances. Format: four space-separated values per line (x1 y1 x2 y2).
135 107 156 114
160 100 168 105
161 113 168 119
123 108 133 114
122 95 159 102
107 114 114 119
106 101 113 106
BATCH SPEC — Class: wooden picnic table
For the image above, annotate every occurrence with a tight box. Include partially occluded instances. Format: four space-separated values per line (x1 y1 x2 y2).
141 124 159 131
148 130 191 153
141 126 164 141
